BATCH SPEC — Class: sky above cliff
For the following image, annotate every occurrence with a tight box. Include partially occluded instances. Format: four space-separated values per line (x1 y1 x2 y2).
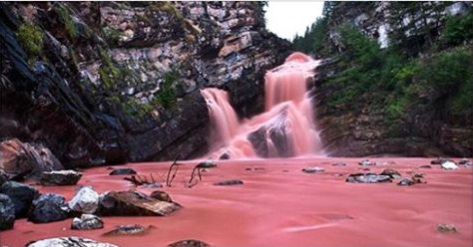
265 1 324 41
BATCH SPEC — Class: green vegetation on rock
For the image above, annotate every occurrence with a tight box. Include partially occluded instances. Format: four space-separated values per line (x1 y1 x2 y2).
54 3 77 39
16 22 43 58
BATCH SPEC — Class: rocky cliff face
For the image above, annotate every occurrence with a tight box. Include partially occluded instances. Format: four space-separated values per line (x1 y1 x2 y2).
312 2 473 157
0 2 291 167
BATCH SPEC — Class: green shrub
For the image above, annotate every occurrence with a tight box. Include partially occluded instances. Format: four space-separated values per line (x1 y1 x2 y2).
16 22 43 57
54 4 77 39
152 69 179 110
441 12 473 47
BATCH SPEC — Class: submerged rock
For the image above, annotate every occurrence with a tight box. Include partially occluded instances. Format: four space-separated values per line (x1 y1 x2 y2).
358 159 374 166
302 167 325 173
109 168 137 176
441 161 459 170
71 214 104 230
69 186 99 214
0 181 39 218
332 162 346 166
419 165 432 169
397 178 416 186
28 193 69 223
380 168 402 179
437 224 458 233
196 160 217 169
40 170 82 186
168 239 210 247
458 158 470 165
0 193 15 231
26 237 119 247
103 224 154 236
346 173 392 183
213 179 244 186
431 157 450 165
98 191 180 216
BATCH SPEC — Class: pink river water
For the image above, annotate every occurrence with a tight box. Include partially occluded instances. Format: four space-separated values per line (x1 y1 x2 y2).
1 53 472 247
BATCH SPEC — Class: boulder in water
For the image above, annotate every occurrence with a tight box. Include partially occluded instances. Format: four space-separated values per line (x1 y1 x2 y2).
98 191 180 216
103 224 154 236
332 162 346 167
302 167 325 173
213 179 244 186
109 168 137 176
0 193 15 231
380 168 402 179
346 173 392 183
69 186 99 214
358 159 374 166
397 178 416 186
28 193 70 223
40 170 82 186
196 160 217 169
458 158 470 165
0 181 39 218
441 161 459 170
168 239 210 247
437 224 458 233
431 157 450 165
71 214 104 230
26 237 119 247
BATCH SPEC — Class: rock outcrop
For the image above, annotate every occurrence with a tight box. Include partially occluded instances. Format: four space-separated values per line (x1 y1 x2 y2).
1 2 290 167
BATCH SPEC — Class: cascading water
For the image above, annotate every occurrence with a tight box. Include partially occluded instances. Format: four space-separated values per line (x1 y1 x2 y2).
201 52 323 159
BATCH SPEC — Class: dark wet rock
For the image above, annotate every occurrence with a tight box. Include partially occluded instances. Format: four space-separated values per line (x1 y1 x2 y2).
98 191 180 216
71 214 104 230
69 187 99 214
0 181 39 218
420 165 432 169
437 224 458 233
40 170 83 186
0 169 7 186
332 162 346 166
245 167 252 171
412 173 424 179
0 193 15 231
109 168 137 176
359 159 375 166
360 168 371 171
213 179 244 186
143 183 163 189
397 178 416 186
168 239 210 247
150 191 173 202
0 139 63 180
103 224 154 236
196 160 217 169
28 193 69 224
247 127 269 158
219 153 230 160
380 168 402 179
302 167 325 173
26 237 119 247
431 157 450 165
346 173 392 183
458 158 470 165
